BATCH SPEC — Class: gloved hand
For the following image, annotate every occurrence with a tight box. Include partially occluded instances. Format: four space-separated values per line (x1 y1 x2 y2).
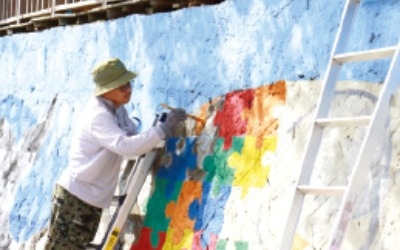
160 108 187 138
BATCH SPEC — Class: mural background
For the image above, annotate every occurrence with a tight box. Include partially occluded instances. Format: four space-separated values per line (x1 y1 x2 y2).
1 0 400 249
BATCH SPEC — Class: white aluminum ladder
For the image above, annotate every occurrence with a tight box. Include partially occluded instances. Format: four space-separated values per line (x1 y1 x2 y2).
99 146 164 250
279 0 400 249
87 114 166 250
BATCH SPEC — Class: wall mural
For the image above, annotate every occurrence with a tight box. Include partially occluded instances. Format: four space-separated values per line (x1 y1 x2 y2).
2 79 390 249
131 80 286 249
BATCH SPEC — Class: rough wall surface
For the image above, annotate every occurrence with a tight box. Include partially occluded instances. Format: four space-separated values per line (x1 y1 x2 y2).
1 0 400 249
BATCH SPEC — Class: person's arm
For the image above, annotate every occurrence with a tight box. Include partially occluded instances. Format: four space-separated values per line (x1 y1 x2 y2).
91 110 163 157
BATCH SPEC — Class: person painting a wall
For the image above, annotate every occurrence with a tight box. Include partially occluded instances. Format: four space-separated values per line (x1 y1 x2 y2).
44 58 187 249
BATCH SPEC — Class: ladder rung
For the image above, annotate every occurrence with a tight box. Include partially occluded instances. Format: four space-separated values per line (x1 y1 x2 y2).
315 116 371 127
333 46 397 63
297 185 346 196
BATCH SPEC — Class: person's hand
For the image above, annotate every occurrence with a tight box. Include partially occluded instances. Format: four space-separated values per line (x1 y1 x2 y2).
160 108 187 138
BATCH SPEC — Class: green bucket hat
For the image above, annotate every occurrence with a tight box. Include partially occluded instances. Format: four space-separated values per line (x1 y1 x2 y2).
92 58 137 96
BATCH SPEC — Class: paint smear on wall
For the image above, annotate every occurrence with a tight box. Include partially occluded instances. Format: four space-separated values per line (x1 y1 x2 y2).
131 81 286 249
214 89 254 150
228 135 276 198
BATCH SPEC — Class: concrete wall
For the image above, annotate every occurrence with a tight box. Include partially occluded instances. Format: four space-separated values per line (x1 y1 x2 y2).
1 0 400 249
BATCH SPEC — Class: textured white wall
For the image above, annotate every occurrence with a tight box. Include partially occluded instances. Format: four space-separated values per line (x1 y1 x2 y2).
1 0 400 249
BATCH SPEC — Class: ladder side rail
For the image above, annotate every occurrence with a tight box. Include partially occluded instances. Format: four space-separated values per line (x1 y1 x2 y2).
110 157 142 206
279 190 307 250
120 156 142 196
317 0 358 117
314 64 342 126
317 0 358 116
88 157 143 250
101 149 159 250
94 156 144 249
314 0 358 120
299 63 342 183
332 0 358 56
328 43 400 250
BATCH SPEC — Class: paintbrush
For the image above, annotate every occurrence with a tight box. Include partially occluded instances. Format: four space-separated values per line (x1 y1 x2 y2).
160 103 205 125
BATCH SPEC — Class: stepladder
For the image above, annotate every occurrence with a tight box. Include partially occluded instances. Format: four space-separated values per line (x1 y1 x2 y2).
279 0 400 249
103 148 164 250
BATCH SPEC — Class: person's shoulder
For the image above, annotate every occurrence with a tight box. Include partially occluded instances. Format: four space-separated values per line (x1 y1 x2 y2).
86 96 108 111
80 97 108 120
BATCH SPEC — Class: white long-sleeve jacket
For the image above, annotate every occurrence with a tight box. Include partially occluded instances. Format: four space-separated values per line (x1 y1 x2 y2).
57 96 165 208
